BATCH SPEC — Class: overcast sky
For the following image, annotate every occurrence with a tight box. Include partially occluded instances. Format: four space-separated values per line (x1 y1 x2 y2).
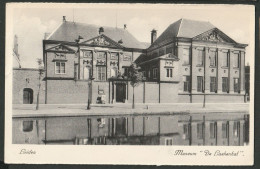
9 3 254 68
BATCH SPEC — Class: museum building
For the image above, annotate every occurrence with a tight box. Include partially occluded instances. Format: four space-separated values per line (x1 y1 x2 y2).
13 17 248 104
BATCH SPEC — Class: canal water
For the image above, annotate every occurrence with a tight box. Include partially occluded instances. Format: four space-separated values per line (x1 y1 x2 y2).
13 113 249 146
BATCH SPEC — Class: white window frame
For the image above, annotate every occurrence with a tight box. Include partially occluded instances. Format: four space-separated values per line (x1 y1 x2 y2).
55 61 66 74
97 66 106 81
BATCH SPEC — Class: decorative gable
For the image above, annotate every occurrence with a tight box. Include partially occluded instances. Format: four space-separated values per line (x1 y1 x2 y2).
81 35 123 48
46 44 75 53
193 28 236 43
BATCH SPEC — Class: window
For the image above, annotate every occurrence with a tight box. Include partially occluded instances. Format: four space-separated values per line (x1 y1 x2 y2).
197 76 203 92
183 124 190 140
83 66 91 80
210 51 217 67
165 138 173 145
111 67 117 77
166 46 172 54
210 122 216 139
222 122 228 138
166 68 173 78
153 68 158 79
234 53 240 68
222 77 229 92
234 78 240 93
23 121 33 132
197 123 203 139
198 50 204 66
183 76 190 92
55 62 65 74
233 121 240 138
183 49 190 65
83 51 92 58
223 52 229 67
97 66 106 81
159 49 165 56
210 77 217 93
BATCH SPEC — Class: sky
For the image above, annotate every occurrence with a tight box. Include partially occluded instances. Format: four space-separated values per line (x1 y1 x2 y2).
9 3 254 68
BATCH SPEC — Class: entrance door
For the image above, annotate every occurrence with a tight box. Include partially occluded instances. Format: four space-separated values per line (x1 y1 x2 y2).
23 88 33 104
116 83 126 102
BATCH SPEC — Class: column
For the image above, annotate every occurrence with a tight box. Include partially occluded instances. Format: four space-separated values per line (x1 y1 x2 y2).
239 120 245 146
229 50 234 94
204 121 210 145
217 121 223 146
205 48 210 93
217 50 223 93
191 47 197 93
240 51 245 94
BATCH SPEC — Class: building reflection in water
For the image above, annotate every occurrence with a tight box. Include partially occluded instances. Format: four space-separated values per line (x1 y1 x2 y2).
12 113 249 146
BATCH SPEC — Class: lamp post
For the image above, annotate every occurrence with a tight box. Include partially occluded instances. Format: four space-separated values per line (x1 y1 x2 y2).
87 76 95 110
75 35 84 80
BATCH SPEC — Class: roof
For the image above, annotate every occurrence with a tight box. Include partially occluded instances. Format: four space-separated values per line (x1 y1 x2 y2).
150 18 216 48
48 21 147 49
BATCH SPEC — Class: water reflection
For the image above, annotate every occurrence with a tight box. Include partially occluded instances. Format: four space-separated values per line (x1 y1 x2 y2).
12 113 249 146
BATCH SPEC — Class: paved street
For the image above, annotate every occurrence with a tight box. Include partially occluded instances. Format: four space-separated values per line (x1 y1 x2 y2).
12 103 250 118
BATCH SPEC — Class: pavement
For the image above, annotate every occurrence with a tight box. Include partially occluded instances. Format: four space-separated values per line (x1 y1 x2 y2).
12 102 250 118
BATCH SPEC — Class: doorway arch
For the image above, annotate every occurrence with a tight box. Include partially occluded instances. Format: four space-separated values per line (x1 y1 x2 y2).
23 88 33 104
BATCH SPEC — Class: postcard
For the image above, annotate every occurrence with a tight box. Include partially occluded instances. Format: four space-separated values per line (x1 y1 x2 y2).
5 3 254 165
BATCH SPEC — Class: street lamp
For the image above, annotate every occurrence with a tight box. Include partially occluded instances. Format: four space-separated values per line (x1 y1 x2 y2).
75 35 84 80
87 76 95 110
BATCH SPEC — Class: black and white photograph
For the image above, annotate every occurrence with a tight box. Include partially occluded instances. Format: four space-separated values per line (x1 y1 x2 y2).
5 3 254 165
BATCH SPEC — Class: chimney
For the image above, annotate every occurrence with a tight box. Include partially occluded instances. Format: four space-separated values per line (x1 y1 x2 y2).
13 35 18 55
44 32 51 40
124 24 127 30
99 27 104 35
151 29 157 44
63 16 66 22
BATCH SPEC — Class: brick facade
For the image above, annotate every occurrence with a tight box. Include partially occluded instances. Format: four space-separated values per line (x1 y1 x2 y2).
13 18 247 105
13 68 45 104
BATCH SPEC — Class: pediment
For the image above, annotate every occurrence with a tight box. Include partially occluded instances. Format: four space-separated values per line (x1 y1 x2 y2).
193 28 236 44
46 44 75 53
81 35 123 48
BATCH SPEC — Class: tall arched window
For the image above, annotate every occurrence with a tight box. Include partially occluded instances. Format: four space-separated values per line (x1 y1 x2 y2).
83 66 91 80
23 88 33 104
111 67 118 77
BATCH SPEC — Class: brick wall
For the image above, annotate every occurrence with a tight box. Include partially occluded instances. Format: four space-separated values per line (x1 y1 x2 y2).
47 80 89 104
13 68 45 104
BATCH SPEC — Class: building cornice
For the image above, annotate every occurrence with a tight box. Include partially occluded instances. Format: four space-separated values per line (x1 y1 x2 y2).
43 40 146 53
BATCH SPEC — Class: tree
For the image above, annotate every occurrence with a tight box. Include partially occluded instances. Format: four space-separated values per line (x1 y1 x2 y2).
128 63 143 109
36 58 44 110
